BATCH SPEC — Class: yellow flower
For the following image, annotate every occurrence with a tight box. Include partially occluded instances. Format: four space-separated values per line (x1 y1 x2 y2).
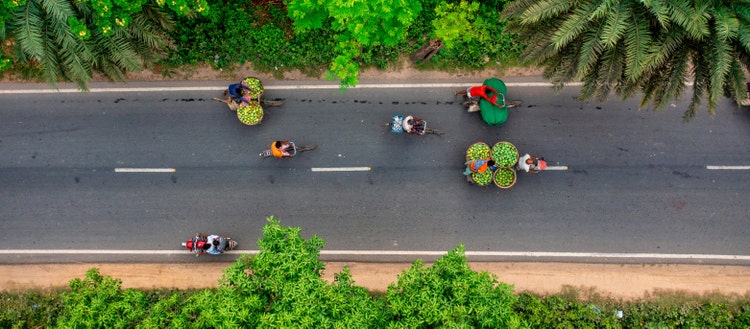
79 30 87 37
115 18 125 26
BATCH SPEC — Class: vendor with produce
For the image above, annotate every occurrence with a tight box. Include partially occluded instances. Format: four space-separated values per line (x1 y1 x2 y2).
463 159 496 176
226 79 255 105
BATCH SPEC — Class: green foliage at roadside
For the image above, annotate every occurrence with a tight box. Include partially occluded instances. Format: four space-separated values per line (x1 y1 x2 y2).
150 0 523 84
2 216 750 328
386 244 521 328
1 0 524 88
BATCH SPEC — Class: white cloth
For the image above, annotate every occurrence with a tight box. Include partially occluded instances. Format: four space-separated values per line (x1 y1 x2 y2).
206 235 222 254
517 154 532 172
402 115 414 133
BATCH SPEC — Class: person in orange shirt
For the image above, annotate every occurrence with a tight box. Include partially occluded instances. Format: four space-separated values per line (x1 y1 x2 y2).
271 141 295 158
463 159 496 175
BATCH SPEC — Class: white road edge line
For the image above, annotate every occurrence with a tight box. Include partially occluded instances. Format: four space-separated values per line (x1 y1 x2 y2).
311 167 371 172
706 165 750 170
114 168 176 173
1 249 749 261
544 166 568 170
1 82 585 94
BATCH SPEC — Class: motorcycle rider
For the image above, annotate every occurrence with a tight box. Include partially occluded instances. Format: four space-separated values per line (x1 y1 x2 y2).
271 141 295 158
205 234 223 255
517 154 547 174
402 115 426 135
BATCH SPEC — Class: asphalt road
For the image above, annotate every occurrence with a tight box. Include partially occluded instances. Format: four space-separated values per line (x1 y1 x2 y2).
1 78 749 264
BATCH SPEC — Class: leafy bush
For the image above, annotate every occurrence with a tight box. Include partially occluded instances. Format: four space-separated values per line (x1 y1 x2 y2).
0 291 61 329
385 244 522 328
56 268 149 328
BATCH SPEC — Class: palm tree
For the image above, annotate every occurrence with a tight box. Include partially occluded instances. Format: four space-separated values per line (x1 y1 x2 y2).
4 0 174 90
503 0 750 120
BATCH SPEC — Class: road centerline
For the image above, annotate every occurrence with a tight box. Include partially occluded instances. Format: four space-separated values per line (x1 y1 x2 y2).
311 167 372 172
114 168 176 173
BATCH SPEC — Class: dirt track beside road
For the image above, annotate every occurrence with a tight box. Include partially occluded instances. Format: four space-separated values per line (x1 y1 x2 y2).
2 262 749 301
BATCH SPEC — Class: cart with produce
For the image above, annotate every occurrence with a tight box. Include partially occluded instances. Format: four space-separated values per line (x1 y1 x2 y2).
212 77 283 126
465 141 519 188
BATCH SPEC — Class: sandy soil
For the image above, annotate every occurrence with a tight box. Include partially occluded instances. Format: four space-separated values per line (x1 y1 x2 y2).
1 262 749 301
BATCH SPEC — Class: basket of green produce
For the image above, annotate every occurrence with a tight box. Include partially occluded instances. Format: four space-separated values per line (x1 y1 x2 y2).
237 101 264 125
493 167 516 188
243 77 264 100
466 142 491 161
492 141 519 168
471 170 493 186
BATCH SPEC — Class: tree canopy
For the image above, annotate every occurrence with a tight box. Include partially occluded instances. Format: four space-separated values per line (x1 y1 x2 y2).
284 0 423 89
503 0 750 119
1 0 208 90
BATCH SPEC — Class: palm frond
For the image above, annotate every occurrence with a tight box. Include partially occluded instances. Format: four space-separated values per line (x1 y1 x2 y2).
599 0 630 48
574 22 605 80
641 29 685 75
707 42 733 114
666 0 710 39
516 0 574 26
14 1 46 61
551 2 598 51
712 5 739 42
685 50 709 120
641 0 672 28
725 60 746 105
593 43 625 101
623 8 652 81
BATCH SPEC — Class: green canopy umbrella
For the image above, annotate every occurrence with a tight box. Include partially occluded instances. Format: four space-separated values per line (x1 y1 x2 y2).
479 78 508 126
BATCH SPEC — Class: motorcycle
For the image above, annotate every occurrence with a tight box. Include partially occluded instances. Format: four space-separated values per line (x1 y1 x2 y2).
182 233 238 256
259 141 318 158
388 114 444 135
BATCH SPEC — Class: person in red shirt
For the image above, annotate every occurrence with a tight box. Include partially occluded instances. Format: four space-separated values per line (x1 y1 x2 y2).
455 85 503 107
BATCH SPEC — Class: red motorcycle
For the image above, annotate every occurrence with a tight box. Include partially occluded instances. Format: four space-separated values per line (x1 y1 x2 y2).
182 233 238 256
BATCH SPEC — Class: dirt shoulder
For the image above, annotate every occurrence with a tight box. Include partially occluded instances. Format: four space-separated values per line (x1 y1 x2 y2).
2 262 749 301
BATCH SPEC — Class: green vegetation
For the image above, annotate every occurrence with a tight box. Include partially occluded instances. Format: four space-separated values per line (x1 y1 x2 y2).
0 0 208 90
1 0 523 89
2 216 749 328
503 0 750 120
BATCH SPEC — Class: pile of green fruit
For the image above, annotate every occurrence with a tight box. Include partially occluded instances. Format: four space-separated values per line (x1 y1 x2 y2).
472 171 493 186
492 142 518 167
494 167 516 188
466 142 490 161
243 77 264 99
237 101 264 125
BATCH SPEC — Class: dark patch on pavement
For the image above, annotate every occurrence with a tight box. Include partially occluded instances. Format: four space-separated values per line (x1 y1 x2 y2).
672 170 694 179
